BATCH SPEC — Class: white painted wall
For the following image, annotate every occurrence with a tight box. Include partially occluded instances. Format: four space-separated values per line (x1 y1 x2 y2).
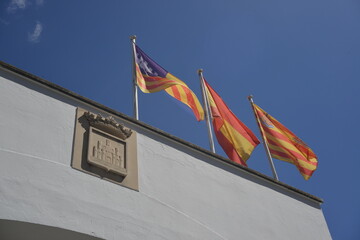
0 67 332 240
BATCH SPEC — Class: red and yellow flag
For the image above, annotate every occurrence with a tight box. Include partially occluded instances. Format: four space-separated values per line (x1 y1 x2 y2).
203 80 259 166
253 104 318 180
134 45 204 121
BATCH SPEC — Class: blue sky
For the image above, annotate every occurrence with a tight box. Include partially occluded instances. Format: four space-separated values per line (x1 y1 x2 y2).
1 0 359 239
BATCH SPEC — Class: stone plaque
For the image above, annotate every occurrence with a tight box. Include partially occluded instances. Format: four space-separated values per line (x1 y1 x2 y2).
72 108 138 191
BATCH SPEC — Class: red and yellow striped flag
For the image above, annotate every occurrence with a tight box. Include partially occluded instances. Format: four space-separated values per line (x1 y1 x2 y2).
134 45 204 121
253 104 318 180
203 80 259 166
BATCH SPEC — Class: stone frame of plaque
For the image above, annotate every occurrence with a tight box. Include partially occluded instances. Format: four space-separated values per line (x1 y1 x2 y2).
71 107 138 191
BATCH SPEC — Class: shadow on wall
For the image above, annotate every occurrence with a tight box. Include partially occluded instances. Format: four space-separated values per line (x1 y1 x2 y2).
0 219 104 240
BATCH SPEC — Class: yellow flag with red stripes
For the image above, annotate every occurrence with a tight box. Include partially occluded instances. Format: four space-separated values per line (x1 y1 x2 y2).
253 104 318 180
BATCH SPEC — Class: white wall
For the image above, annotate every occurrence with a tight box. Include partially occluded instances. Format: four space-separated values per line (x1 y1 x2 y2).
0 67 332 240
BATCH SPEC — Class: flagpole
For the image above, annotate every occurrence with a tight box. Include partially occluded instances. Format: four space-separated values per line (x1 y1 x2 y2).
248 95 279 181
130 35 139 120
198 69 215 153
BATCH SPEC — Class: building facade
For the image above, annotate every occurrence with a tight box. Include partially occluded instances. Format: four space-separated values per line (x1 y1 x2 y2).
0 61 332 239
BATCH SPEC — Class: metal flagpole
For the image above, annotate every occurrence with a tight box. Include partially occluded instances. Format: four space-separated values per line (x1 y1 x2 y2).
130 35 139 120
248 95 279 181
198 69 216 153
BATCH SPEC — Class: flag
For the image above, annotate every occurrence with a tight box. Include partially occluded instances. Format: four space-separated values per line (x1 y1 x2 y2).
203 79 260 166
134 45 204 121
253 104 318 180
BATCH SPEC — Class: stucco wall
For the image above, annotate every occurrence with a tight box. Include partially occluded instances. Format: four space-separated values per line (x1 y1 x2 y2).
0 67 332 240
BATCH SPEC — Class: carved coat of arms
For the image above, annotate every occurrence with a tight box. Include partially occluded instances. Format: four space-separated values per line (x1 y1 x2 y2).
84 112 133 177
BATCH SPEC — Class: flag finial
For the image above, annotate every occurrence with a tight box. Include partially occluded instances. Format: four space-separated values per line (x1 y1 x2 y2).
197 69 203 74
130 35 137 40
